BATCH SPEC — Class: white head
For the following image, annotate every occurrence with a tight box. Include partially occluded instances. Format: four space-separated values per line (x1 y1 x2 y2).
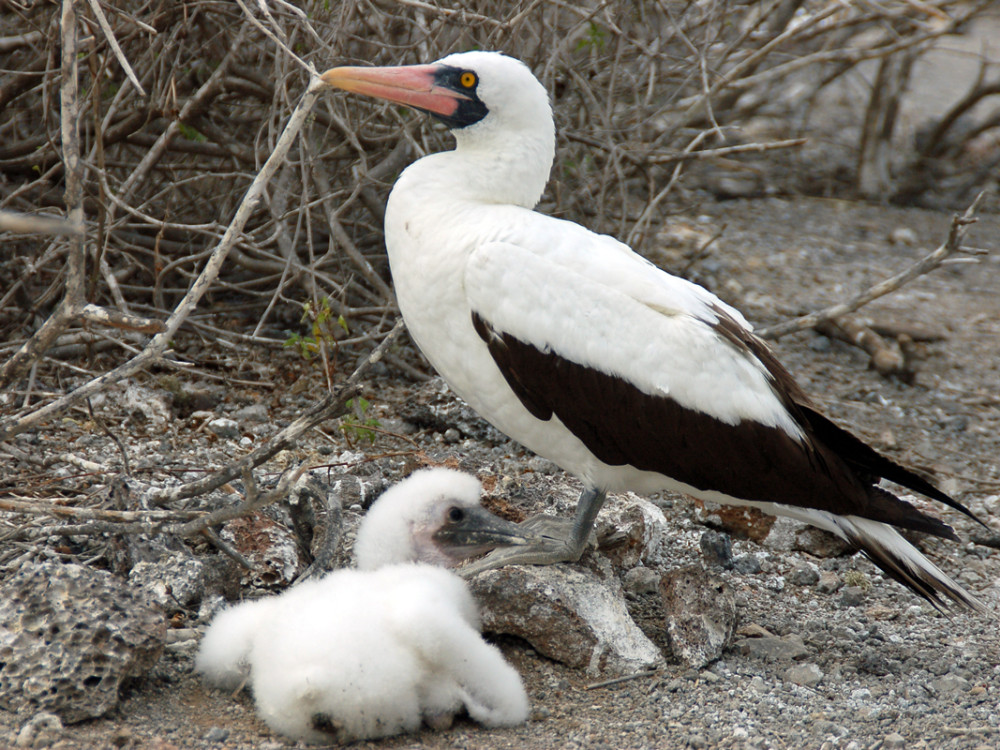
352 468 530 570
321 51 555 207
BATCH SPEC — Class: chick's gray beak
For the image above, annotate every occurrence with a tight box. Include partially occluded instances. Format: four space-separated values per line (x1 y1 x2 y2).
432 505 535 558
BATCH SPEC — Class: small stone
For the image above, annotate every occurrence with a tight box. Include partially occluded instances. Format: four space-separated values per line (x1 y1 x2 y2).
888 226 918 246
931 674 971 693
203 727 229 743
883 732 906 749
789 564 819 586
809 335 831 353
817 571 842 594
443 428 461 443
699 530 733 569
207 417 240 439
622 567 660 597
735 634 810 662
840 586 866 607
232 403 268 423
784 662 824 687
15 712 63 748
660 565 737 668
733 554 761 574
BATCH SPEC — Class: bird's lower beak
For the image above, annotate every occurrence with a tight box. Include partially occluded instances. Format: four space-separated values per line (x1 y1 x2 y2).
320 64 465 118
433 506 537 558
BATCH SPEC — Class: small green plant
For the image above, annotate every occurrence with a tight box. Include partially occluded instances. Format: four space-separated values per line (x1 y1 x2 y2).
284 297 346 360
341 397 380 445
576 22 607 52
177 122 207 142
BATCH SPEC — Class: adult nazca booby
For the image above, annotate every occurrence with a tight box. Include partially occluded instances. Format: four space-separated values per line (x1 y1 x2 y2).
195 468 531 744
319 52 985 611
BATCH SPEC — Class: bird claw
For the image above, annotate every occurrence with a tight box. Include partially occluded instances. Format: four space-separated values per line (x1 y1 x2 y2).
457 513 590 578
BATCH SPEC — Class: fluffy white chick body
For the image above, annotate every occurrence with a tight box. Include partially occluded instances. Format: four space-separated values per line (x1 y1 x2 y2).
195 468 530 744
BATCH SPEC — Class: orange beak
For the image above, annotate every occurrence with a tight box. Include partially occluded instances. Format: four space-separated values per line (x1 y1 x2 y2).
320 64 468 118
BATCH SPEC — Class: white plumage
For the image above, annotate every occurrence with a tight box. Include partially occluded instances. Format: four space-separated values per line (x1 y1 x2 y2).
319 52 985 611
195 468 530 744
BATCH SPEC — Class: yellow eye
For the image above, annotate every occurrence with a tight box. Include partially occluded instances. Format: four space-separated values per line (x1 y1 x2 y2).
460 72 477 88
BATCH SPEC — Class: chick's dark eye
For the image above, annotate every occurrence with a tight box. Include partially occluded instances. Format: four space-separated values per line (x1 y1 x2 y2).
460 71 476 88
447 506 466 522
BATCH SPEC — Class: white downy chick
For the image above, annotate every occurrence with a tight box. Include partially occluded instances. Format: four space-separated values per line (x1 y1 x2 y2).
195 468 532 743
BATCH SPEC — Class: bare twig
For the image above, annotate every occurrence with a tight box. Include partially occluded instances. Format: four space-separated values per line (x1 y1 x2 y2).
83 0 146 96
146 317 404 506
757 192 987 340
0 73 328 443
0 210 84 236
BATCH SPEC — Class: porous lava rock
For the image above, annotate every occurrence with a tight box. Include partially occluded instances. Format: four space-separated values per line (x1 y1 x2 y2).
0 561 167 723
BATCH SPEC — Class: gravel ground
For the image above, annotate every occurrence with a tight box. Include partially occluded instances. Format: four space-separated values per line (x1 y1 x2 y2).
2 196 1000 750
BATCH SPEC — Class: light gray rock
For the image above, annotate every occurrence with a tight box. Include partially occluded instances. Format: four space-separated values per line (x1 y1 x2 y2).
596 494 670 569
735 633 811 662
232 403 269 423
207 417 240 439
15 711 63 748
841 585 866 607
659 565 737 668
622 566 661 597
784 662 824 687
129 550 211 609
931 673 971 693
0 562 166 723
471 560 664 675
789 563 820 586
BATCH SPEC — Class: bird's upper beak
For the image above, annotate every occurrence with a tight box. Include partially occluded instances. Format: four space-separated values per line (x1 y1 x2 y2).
432 505 536 559
320 63 466 118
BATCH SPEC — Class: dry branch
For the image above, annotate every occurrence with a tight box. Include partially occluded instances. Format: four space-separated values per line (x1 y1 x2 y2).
0 209 83 236
757 192 987 340
0 72 327 443
147 317 404 507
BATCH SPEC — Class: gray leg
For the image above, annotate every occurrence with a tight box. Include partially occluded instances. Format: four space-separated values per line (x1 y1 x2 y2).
459 487 608 577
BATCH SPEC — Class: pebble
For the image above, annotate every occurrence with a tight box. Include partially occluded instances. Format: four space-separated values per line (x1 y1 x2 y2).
207 417 239 439
203 727 229 743
888 226 918 245
840 585 866 607
699 530 733 569
735 633 810 662
784 662 824 687
232 403 268 423
733 553 762 574
817 571 843 594
931 674 971 693
790 563 819 586
883 732 906 749
15 712 63 748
